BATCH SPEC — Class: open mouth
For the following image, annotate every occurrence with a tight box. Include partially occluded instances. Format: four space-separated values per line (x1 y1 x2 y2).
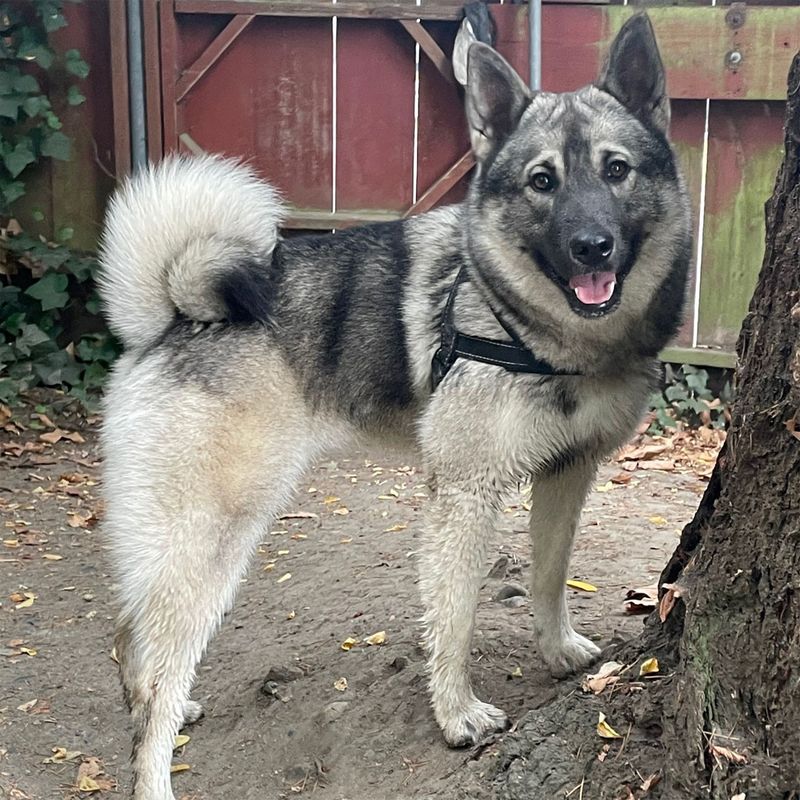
568 271 617 307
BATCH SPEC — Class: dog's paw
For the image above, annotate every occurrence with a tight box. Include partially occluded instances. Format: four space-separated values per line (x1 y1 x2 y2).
541 630 601 678
182 699 204 726
439 700 510 748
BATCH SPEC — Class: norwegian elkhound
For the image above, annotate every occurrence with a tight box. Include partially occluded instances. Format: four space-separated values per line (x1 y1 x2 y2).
99 14 691 798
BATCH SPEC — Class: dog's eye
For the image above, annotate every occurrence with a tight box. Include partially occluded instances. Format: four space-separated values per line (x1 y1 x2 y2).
529 171 556 193
606 159 630 182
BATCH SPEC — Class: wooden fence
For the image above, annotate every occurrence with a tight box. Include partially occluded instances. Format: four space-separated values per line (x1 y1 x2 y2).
37 2 800 366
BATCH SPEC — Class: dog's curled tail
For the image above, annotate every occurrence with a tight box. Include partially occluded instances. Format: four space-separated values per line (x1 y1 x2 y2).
99 154 284 352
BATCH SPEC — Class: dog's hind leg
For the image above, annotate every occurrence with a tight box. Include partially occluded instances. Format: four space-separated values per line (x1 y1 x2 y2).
528 458 601 676
104 374 318 800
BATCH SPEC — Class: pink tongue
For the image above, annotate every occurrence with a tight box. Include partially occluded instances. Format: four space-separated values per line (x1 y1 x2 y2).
568 271 617 305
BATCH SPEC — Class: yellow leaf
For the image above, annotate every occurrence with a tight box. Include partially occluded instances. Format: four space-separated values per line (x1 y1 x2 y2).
277 549 289 555
510 666 522 678
639 657 660 676
383 523 407 532
323 495 340 505
595 481 615 493
170 763 191 773
649 515 668 526
17 698 37 712
566 579 597 593
333 507 350 516
287 609 296 620
19 646 36 656
174 735 190 749
597 712 623 739
43 553 63 560
77 776 101 792
15 596 35 609
277 572 292 584
341 637 359 651
365 630 386 646
334 677 348 692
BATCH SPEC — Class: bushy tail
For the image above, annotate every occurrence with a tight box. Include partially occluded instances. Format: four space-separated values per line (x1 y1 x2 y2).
98 154 284 352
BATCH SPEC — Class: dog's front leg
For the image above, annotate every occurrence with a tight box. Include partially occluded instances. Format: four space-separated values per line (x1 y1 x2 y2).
529 457 601 675
418 480 509 747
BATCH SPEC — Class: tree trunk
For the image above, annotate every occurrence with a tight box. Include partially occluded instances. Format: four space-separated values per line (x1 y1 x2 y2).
654 53 800 800
489 55 800 800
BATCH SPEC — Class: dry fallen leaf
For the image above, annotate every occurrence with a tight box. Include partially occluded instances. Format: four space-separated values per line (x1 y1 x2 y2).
640 772 661 792
659 581 686 622
566 579 597 593
649 515 668 526
77 776 100 793
276 573 292 584
597 712 623 739
42 553 63 561
341 637 359 651
610 471 633 485
639 657 660 677
43 746 82 764
582 661 624 694
365 630 386 646
383 523 407 532
17 698 38 712
323 495 340 505
709 742 747 766
174 735 190 749
595 481 615 493
334 677 348 692
170 764 191 773
332 507 350 516
510 666 523 678
785 415 800 442
624 584 658 615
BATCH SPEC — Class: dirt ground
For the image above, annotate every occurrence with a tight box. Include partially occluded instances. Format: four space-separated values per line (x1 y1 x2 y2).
0 399 720 800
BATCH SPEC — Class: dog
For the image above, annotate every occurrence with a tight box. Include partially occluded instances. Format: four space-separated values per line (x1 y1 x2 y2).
99 14 691 798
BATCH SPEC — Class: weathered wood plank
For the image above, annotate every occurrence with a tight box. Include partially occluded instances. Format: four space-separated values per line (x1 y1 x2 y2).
541 6 800 101
336 19 415 211
177 16 334 209
175 0 465 20
669 99 708 350
697 100 784 351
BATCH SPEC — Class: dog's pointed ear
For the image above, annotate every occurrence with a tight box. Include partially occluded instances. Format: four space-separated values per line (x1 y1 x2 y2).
597 14 669 133
466 43 531 161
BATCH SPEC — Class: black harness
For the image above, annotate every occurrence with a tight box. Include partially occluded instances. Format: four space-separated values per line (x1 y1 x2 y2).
430 266 581 390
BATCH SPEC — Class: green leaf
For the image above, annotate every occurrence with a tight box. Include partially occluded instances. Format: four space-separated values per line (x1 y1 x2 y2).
44 110 62 130
22 94 50 118
3 140 36 178
64 49 89 79
0 94 23 120
25 271 70 310
40 131 71 160
2 180 26 205
67 84 85 106
13 74 40 94
56 225 74 243
15 323 51 356
32 209 45 222
17 43 54 70
0 70 16 95
39 5 67 33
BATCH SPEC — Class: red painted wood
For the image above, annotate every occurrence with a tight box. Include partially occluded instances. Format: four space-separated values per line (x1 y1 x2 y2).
177 16 333 209
336 19 415 211
493 4 530 83
143 0 163 160
160 0 180 152
416 20 470 208
109 0 131 176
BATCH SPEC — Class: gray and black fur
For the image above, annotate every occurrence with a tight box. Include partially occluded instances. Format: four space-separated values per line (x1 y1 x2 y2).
99 15 691 800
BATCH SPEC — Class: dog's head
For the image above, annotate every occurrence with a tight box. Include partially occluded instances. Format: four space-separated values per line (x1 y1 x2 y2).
464 14 690 321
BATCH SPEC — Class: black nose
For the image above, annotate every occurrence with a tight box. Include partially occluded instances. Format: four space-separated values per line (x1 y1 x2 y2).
569 229 614 268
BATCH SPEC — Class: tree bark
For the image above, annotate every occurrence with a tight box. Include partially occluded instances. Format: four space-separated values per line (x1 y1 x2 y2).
489 54 800 800
655 52 800 800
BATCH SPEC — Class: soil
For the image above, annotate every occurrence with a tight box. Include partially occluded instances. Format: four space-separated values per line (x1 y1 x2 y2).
0 401 716 800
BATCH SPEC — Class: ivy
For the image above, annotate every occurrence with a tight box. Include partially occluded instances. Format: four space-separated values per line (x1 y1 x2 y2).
0 1 120 410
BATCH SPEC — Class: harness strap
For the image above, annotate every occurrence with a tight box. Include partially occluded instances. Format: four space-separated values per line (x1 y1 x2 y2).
431 266 581 391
